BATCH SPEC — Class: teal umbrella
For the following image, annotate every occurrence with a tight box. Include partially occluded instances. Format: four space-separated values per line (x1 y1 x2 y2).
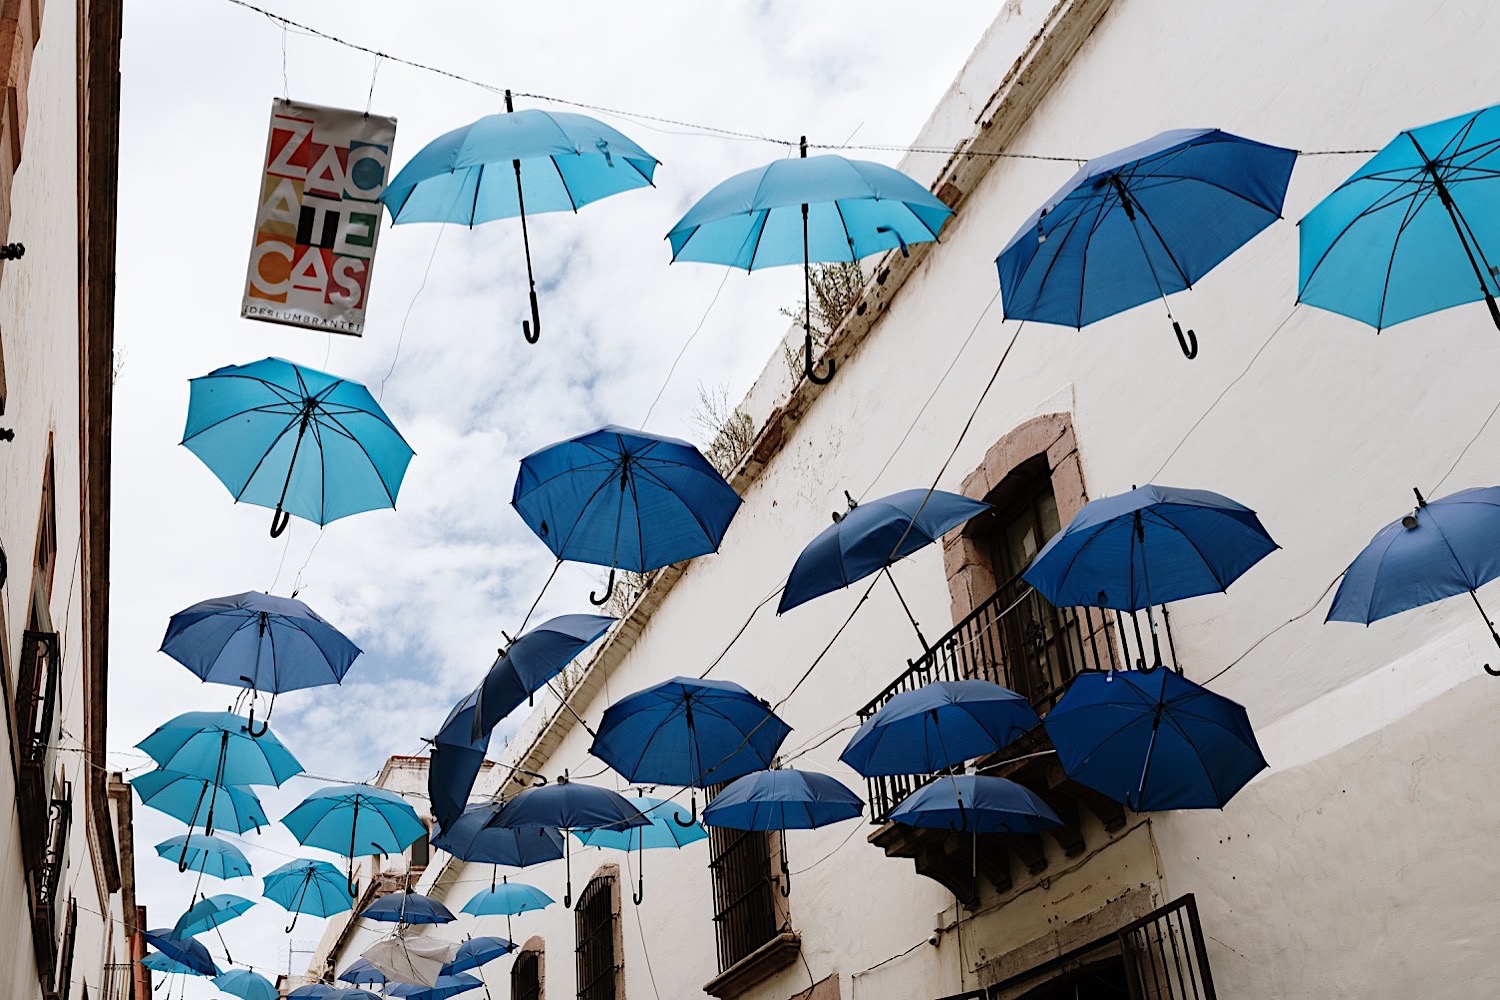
153 834 252 879
213 969 279 1000
173 893 254 937
282 784 427 893
574 794 705 903
262 858 354 933
130 769 268 836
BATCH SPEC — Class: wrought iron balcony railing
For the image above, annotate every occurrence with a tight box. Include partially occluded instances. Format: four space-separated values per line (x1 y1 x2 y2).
17 630 61 870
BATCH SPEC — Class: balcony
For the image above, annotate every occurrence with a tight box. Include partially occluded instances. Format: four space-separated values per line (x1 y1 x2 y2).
859 579 1174 903
17 630 60 872
28 780 71 985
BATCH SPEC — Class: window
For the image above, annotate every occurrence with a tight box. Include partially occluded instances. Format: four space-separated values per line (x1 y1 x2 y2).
408 825 430 870
574 870 620 1000
512 944 543 1000
708 821 782 971
50 896 77 1000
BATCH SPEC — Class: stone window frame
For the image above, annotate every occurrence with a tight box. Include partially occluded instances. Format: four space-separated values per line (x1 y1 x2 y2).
574 862 623 1000
512 934 545 1000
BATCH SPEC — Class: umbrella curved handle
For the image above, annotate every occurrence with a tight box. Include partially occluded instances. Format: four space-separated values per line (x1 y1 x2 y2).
284 911 301 934
1172 321 1198 360
589 567 617 607
522 291 541 344
270 505 292 538
805 332 835 385
778 848 792 898
633 869 644 906
672 800 698 828
245 700 270 739
177 838 192 873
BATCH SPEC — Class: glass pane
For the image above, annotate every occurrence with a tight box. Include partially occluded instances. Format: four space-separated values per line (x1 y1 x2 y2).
1036 490 1062 545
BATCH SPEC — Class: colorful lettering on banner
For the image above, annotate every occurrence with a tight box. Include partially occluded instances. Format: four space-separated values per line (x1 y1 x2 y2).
242 99 397 336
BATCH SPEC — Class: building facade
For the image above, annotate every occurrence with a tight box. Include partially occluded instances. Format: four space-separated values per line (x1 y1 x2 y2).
0 0 136 997
337 1 1500 997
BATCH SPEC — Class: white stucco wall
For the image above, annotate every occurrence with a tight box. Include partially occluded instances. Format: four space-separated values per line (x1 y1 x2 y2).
375 1 1500 998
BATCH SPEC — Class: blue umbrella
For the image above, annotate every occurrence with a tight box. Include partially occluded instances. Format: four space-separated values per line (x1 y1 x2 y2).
383 92 658 343
213 969 279 1000
443 936 516 975
1044 669 1267 810
997 129 1297 358
282 785 427 894
429 685 490 831
160 591 362 729
262 858 354 932
143 929 220 977
461 878 554 918
433 802 565 866
141 951 206 976
669 137 953 382
182 357 414 537
130 769 268 836
1300 103 1500 332
488 776 647 907
1022 484 1278 667
136 711 303 797
575 794 705 904
513 425 742 605
386 974 484 1000
590 676 792 823
174 893 254 937
472 614 615 740
703 768 862 895
338 958 388 986
361 891 456 925
288 987 358 999
888 774 1061 833
840 679 1040 777
1328 486 1500 673
779 489 992 644
154 835 252 879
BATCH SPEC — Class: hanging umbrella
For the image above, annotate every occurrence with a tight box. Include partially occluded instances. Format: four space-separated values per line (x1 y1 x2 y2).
386 973 484 1000
512 425 742 605
288 987 357 999
213 969 279 1000
382 92 658 344
590 676 792 821
840 679 1040 777
262 858 355 932
182 357 415 537
1300 102 1500 332
461 878 554 917
339 958 388 986
669 137 953 383
141 951 207 976
997 128 1296 358
487 776 647 907
362 934 462 989
143 929 220 977
472 613 616 739
1327 486 1500 673
361 891 457 925
153 835 253 879
173 893 254 937
575 794 705 903
702 769 862 895
779 489 990 645
889 774 1061 833
1044 669 1267 810
433 801 565 869
443 936 516 975
1022 484 1278 666
130 769 268 836
161 591 362 732
429 685 491 831
282 784 427 893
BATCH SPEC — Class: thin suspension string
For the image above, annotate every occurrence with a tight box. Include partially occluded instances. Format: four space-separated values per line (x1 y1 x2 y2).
640 270 731 427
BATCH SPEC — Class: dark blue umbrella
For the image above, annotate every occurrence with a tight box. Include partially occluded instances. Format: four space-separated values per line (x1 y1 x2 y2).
997 128 1297 358
1044 669 1267 810
779 489 991 645
386 974 483 1000
182 357 414 537
472 613 615 740
888 775 1061 833
130 769 268 836
1328 486 1500 673
442 936 516 975
840 679 1039 777
433 802 565 866
429 686 489 831
338 958 387 986
590 676 792 822
512 425 742 605
262 858 354 932
288 987 361 999
361 891 457 925
1022 484 1277 666
703 768 862 895
143 929 220 977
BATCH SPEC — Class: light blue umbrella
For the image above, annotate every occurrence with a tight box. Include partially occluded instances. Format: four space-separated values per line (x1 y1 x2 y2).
141 951 205 976
130 769 268 836
1300 102 1500 332
154 835 252 879
575 794 705 903
668 137 953 383
173 893 254 937
461 878 554 917
213 969 279 1000
382 91 658 343
262 858 354 932
135 711 303 805
282 785 427 894
182 357 415 537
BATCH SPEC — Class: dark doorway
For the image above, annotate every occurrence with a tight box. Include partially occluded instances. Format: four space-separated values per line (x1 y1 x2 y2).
1014 957 1130 1000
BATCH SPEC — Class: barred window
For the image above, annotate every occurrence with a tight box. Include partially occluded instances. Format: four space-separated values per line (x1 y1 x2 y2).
708 820 783 971
512 945 543 1000
574 871 619 1000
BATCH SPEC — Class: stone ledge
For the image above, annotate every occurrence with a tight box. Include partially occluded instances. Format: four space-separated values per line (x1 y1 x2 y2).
703 931 802 1000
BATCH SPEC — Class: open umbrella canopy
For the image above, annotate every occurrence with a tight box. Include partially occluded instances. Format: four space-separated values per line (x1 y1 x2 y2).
262 859 354 918
888 775 1062 834
287 987 354 999
361 891 457 925
173 893 254 937
997 128 1296 356
154 835 253 879
442 936 516 975
487 778 648 832
840 679 1039 778
182 357 414 537
702 769 863 831
779 489 991 615
432 802 566 866
136 711 303 788
130 769 268 835
362 935 462 988
213 969 279 1000
1300 102 1500 332
590 677 791 790
461 879 554 917
1044 669 1267 811
429 686 489 831
512 425 742 604
472 613 615 740
143 929 220 977
338 958 388 985
161 590 361 694
141 952 206 976
574 795 705 851
386 974 484 1000
282 784 427 857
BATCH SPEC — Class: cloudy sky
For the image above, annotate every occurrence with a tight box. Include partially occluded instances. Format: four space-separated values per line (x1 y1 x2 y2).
108 0 1003 989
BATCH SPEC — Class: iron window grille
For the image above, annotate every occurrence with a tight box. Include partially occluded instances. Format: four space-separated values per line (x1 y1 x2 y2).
1117 893 1217 1000
708 816 783 973
513 947 543 1000
574 874 618 1000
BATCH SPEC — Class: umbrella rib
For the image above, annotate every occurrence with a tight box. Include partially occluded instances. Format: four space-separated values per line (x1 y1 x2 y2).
317 409 405 508
549 156 580 212
547 464 631 562
1128 172 1289 216
1374 180 1435 330
1299 177 1431 296
1138 506 1237 592
626 462 725 553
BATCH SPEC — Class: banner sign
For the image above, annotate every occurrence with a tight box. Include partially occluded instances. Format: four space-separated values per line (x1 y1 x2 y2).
242 99 397 336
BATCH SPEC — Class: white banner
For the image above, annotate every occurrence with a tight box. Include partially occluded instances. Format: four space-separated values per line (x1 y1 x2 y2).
242 99 397 336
